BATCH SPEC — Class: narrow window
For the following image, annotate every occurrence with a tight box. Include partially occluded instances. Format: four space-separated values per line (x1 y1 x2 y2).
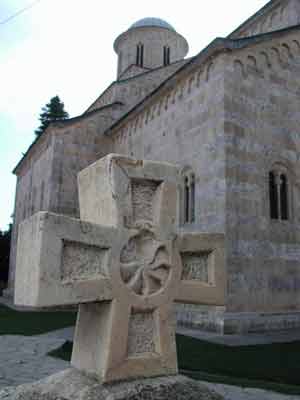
280 174 288 220
183 171 196 224
136 45 140 66
167 47 170 64
140 44 144 67
184 176 190 223
269 169 290 221
163 46 170 66
136 44 144 67
190 174 195 223
269 171 278 219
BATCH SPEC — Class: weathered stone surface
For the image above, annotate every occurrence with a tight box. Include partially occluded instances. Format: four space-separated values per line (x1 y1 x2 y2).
0 369 223 400
14 154 226 383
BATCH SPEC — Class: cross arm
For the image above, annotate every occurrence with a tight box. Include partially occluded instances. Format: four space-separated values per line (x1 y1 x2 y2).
15 212 115 308
176 233 226 306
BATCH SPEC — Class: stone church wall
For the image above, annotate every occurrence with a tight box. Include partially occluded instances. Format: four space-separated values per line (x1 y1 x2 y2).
87 59 188 113
8 104 123 293
48 104 123 218
110 54 228 331
8 63 188 295
8 133 55 290
223 31 300 331
230 0 300 39
111 55 227 233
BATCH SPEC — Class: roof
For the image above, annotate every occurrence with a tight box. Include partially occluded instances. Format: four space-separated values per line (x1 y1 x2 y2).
228 0 281 38
105 23 300 137
130 18 175 32
14 0 292 175
13 102 124 174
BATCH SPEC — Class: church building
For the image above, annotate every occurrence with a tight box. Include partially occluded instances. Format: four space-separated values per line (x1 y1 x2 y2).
8 0 300 333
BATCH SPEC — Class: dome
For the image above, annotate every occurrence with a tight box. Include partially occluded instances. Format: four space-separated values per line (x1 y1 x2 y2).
130 18 175 32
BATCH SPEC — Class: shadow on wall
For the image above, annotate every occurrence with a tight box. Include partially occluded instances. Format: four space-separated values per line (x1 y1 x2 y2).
0 224 11 294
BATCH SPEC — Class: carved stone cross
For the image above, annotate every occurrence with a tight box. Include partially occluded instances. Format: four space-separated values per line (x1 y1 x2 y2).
15 154 225 383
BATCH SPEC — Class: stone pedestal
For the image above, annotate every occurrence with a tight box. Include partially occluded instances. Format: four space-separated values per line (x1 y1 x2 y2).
0 369 223 400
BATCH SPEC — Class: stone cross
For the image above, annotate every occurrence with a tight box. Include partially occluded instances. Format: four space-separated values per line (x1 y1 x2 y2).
15 154 225 383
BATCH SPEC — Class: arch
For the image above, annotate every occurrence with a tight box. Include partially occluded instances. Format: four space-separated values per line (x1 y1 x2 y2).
260 51 272 69
196 70 202 87
206 62 214 82
270 47 283 65
233 59 245 77
282 43 293 59
247 55 258 72
292 39 300 56
270 11 278 26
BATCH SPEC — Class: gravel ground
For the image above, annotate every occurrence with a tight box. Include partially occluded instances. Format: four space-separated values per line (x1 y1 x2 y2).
0 326 299 399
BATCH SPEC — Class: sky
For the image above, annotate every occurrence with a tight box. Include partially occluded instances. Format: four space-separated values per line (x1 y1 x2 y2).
0 0 268 231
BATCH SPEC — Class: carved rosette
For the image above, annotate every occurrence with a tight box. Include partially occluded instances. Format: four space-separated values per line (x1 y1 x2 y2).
120 228 172 296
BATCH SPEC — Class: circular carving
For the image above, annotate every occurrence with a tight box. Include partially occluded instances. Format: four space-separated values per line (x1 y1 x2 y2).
120 229 172 296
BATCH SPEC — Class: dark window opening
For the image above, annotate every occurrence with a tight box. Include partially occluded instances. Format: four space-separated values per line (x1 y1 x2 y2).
190 174 195 223
136 45 140 66
184 177 190 223
269 172 278 220
163 46 170 66
183 173 195 224
280 174 289 220
269 170 289 221
136 44 144 67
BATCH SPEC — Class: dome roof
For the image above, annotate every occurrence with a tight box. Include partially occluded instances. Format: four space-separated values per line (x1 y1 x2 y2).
130 18 175 31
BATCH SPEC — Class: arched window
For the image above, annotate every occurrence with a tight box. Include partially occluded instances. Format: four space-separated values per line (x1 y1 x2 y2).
182 170 195 224
136 43 144 67
163 46 170 66
269 167 289 221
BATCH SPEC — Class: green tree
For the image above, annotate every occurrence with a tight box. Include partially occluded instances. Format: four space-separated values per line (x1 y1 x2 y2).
35 95 69 137
0 224 11 284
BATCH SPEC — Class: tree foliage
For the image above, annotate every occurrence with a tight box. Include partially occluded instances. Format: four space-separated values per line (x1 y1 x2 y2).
0 225 11 283
35 95 69 137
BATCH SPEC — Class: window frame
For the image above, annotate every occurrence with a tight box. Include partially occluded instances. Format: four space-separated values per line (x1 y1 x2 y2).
136 43 144 67
268 163 293 223
181 168 196 225
163 46 171 66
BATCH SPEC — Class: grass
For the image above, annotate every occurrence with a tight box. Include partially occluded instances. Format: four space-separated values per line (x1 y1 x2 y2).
176 334 300 395
2 303 300 395
176 334 300 386
49 335 300 395
0 304 76 336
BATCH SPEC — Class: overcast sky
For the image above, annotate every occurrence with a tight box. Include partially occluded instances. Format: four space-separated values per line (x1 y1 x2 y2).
0 0 268 230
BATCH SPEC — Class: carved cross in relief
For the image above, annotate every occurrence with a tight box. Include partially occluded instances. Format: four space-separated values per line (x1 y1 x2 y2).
15 154 226 383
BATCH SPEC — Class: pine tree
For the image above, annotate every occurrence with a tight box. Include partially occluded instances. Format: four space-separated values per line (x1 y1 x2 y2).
35 96 69 137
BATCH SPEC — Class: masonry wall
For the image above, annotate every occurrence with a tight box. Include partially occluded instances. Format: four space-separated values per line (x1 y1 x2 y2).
8 133 55 290
48 61 190 219
87 59 188 113
111 55 227 233
224 33 300 318
8 62 191 295
48 105 123 218
231 0 300 39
